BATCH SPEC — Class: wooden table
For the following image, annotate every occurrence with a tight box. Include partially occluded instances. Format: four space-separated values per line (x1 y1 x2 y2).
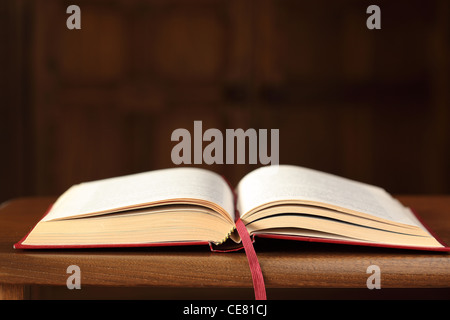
0 196 449 300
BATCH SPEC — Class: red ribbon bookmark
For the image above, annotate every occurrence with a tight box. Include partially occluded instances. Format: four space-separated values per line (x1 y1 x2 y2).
235 218 267 300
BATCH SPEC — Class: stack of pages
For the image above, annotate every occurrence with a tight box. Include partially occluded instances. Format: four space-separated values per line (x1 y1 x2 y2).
15 165 449 251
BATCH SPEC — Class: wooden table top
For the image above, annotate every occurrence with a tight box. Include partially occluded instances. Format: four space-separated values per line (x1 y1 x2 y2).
0 196 449 290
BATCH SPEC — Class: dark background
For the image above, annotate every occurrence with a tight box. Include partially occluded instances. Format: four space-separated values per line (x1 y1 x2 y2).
1 0 449 205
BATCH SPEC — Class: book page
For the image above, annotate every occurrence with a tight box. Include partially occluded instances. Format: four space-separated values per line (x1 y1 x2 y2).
43 167 235 222
236 165 419 226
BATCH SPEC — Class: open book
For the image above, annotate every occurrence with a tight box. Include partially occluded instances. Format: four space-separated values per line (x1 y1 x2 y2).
14 165 449 251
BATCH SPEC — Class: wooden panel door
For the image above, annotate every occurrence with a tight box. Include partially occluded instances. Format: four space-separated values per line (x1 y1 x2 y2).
249 0 450 193
5 0 449 201
31 0 254 194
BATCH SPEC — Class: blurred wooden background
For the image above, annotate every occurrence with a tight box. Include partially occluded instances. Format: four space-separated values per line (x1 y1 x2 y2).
2 0 450 204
